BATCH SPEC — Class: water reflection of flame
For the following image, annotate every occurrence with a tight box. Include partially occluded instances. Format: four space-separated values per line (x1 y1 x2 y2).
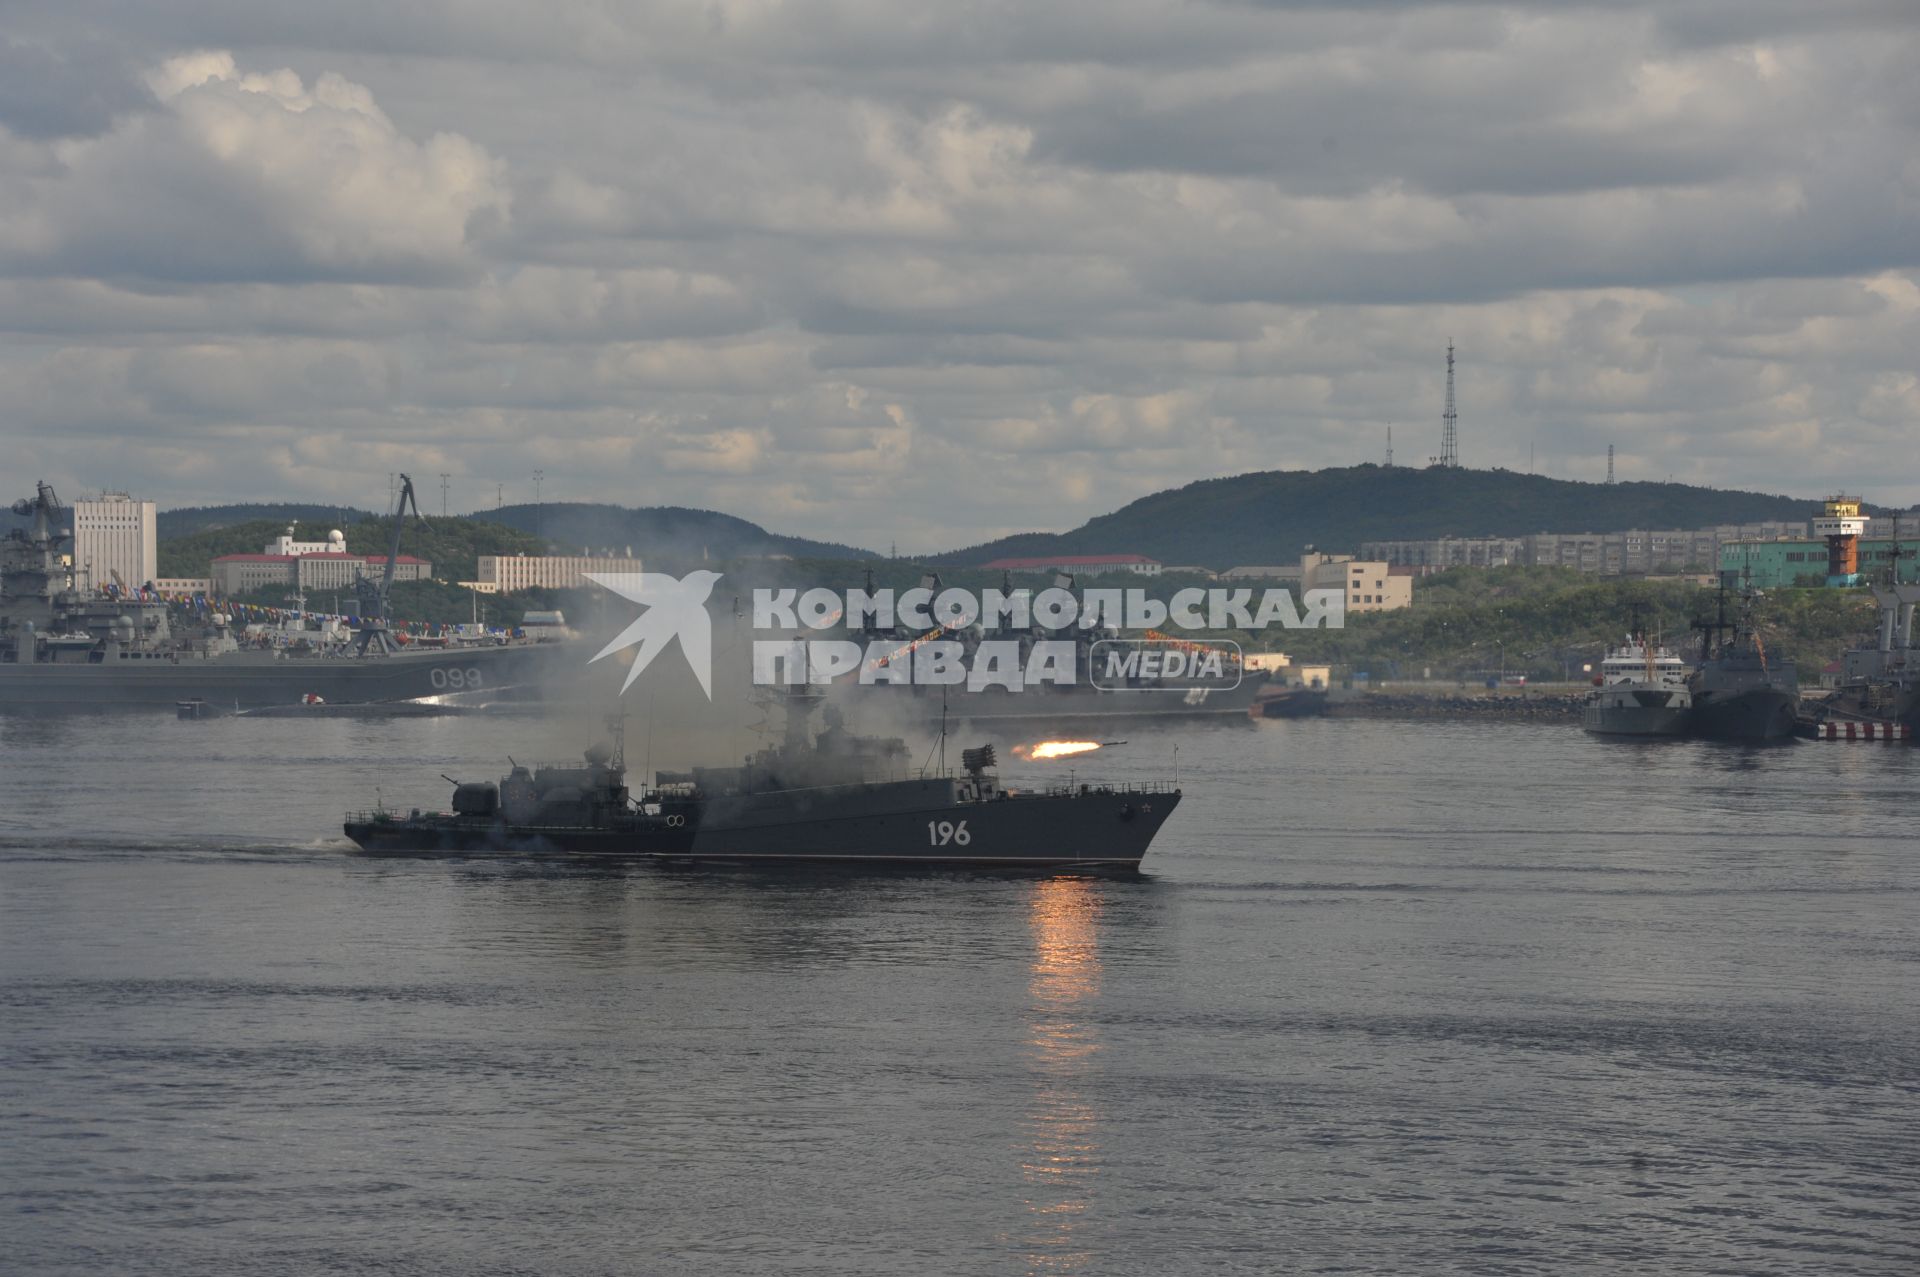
1022 877 1103 1273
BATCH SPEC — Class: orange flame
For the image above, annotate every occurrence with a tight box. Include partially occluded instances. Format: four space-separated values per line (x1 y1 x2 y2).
1020 740 1102 761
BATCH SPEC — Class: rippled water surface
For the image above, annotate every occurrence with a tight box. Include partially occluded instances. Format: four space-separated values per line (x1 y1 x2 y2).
3 711 1917 1274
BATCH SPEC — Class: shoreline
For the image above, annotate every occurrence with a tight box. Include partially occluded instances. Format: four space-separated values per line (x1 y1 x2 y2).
1320 686 1585 722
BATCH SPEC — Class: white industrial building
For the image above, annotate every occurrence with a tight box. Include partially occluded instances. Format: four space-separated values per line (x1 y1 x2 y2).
71 493 158 590
477 553 643 592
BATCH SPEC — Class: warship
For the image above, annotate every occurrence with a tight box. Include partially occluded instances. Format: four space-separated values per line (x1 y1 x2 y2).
1813 543 1920 734
1685 582 1799 741
1249 683 1330 720
344 691 1182 868
0 478 569 710
1582 622 1691 737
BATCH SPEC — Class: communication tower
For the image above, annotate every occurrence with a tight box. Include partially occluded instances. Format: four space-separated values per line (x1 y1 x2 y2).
1430 343 1458 468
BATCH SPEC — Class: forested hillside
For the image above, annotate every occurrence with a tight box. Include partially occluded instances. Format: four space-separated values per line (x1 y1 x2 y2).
935 466 1848 569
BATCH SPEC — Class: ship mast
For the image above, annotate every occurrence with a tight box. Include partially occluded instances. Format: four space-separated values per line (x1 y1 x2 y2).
606 712 626 770
1692 581 1731 663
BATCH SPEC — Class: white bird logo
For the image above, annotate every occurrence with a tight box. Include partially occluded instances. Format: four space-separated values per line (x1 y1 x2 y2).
585 570 723 698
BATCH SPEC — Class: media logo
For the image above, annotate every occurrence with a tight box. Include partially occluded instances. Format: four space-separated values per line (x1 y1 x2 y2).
589 577 1341 695
584 570 722 697
1088 638 1244 692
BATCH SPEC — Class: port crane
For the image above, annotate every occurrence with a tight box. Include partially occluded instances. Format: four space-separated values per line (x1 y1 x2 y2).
354 473 427 655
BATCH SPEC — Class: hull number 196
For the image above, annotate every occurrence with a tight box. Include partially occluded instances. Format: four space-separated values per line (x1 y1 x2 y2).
927 819 971 846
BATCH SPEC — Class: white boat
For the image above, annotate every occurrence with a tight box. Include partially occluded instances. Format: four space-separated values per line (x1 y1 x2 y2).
1583 631 1691 737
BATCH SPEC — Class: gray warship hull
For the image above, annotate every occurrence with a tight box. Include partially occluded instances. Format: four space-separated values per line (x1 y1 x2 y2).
1820 684 1920 735
1816 582 1920 738
0 641 575 711
1682 586 1800 742
347 777 1179 869
1687 689 1799 742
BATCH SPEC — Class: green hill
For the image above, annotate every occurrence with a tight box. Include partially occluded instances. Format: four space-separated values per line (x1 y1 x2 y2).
158 520 306 578
155 500 861 581
157 504 374 540
158 515 548 583
481 502 874 563
345 516 550 584
933 465 1858 570
1267 565 1877 681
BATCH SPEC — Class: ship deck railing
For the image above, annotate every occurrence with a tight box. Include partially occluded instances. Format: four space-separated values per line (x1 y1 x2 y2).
344 808 468 823
1037 779 1181 797
515 759 628 772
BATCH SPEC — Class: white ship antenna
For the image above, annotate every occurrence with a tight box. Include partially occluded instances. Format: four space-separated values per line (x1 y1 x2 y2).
917 686 952 780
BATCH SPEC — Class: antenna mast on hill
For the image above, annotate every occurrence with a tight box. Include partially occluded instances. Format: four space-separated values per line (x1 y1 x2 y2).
1385 425 1394 468
1431 342 1459 468
1607 445 1615 484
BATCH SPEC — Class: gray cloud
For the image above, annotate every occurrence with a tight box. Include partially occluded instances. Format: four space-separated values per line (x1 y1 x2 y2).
0 1 1917 548
0 37 149 140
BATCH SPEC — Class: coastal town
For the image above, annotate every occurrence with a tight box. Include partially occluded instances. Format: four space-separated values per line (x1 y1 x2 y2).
12 470 1911 733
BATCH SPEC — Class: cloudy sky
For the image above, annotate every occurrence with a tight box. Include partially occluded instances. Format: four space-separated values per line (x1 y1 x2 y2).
2 1 1916 550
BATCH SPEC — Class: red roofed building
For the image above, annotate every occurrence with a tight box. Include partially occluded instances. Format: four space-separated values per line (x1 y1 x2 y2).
978 554 1162 578
211 552 431 596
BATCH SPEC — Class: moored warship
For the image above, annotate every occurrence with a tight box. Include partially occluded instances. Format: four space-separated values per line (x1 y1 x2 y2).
1814 547 1920 734
344 691 1182 868
0 479 570 710
1685 583 1798 741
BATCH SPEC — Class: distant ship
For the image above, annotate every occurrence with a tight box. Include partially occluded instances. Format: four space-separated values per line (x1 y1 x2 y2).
345 691 1182 869
1248 684 1330 720
1685 583 1799 741
1814 548 1920 733
1583 625 1692 737
0 479 570 710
